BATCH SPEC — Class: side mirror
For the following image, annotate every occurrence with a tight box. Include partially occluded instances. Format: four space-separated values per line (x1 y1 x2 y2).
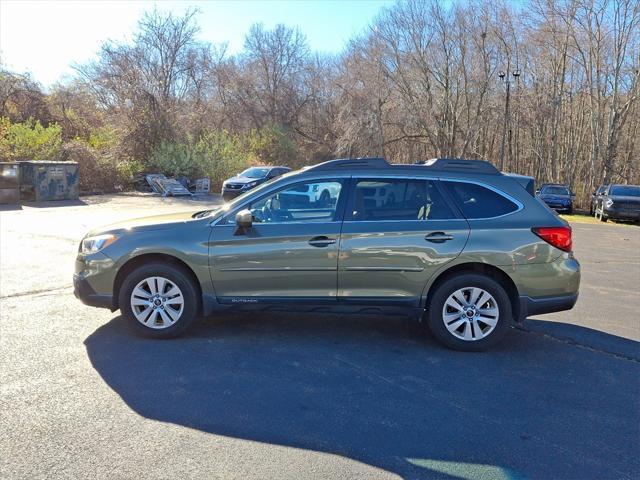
234 209 253 235
535 189 540 195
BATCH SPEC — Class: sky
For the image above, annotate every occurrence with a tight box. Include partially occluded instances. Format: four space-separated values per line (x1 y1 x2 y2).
0 0 394 88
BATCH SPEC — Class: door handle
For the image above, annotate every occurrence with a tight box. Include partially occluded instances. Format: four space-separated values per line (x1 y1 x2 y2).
308 236 337 247
425 232 454 243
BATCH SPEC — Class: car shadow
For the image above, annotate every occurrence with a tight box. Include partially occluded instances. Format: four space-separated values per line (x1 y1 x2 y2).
0 203 23 211
84 313 639 479
518 318 640 361
10 199 91 209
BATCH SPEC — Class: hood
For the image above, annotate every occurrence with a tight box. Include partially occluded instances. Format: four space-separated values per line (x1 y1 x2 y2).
225 175 263 185
88 211 200 236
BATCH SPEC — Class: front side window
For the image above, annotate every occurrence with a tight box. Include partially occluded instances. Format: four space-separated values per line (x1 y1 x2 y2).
443 181 519 219
247 180 343 223
350 179 456 221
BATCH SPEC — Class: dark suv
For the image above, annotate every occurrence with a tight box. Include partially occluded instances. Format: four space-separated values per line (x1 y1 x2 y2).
222 166 291 200
75 158 580 351
594 184 640 222
536 183 574 213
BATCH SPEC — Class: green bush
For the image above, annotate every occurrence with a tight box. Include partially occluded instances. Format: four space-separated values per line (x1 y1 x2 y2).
243 125 298 167
87 125 119 150
149 140 204 178
0 118 62 160
148 126 299 189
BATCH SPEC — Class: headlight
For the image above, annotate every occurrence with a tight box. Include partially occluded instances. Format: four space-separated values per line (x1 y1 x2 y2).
242 181 258 189
605 199 614 208
80 234 119 254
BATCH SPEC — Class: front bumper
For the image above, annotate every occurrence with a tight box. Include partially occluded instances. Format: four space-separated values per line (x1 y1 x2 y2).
74 251 116 310
603 206 640 220
543 201 572 212
221 188 244 200
74 273 114 309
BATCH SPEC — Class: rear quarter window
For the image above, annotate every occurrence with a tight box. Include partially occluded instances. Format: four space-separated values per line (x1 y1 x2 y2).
442 181 519 219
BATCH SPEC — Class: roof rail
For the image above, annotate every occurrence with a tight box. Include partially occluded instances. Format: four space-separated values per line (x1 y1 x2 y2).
307 157 390 171
415 158 500 175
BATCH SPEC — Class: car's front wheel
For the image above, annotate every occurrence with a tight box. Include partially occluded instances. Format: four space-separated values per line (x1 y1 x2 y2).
425 273 512 351
119 262 199 338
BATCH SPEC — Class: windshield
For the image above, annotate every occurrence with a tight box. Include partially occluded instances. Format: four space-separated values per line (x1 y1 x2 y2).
240 167 270 179
542 186 570 195
610 185 640 197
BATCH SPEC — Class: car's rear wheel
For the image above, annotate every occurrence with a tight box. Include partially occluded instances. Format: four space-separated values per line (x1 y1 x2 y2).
119 262 199 338
425 273 511 351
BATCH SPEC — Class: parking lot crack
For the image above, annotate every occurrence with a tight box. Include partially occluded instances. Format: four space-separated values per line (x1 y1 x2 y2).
1 286 72 300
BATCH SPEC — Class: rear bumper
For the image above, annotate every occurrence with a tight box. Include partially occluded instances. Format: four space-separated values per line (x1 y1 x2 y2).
73 273 114 310
518 293 578 321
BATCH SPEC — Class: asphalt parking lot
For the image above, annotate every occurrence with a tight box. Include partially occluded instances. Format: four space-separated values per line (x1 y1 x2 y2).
1 194 639 479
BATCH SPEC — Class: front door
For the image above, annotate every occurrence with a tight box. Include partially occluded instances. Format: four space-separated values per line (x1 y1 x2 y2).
210 178 347 302
338 177 469 306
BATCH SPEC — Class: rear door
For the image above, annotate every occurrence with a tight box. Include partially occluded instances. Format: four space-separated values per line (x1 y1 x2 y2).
338 177 470 306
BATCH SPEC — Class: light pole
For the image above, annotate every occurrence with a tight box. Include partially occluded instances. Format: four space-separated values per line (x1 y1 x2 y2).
512 70 521 173
498 71 509 171
498 70 520 172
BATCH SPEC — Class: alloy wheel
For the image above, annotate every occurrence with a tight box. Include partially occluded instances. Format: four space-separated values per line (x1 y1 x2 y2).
130 276 184 329
442 287 499 341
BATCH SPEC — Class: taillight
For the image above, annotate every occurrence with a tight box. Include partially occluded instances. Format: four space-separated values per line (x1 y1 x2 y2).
532 226 572 252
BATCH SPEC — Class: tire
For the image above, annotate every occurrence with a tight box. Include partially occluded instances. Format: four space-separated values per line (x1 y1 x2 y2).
425 273 512 352
567 206 573 215
119 262 200 338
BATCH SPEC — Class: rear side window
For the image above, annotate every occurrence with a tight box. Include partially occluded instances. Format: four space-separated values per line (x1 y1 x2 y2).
351 179 456 221
442 181 519 219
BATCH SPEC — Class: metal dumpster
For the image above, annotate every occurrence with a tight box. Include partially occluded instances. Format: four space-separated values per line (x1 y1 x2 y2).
19 161 79 201
0 162 21 204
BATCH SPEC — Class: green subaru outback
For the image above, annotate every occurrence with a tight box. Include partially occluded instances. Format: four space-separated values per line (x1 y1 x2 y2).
74 158 580 351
